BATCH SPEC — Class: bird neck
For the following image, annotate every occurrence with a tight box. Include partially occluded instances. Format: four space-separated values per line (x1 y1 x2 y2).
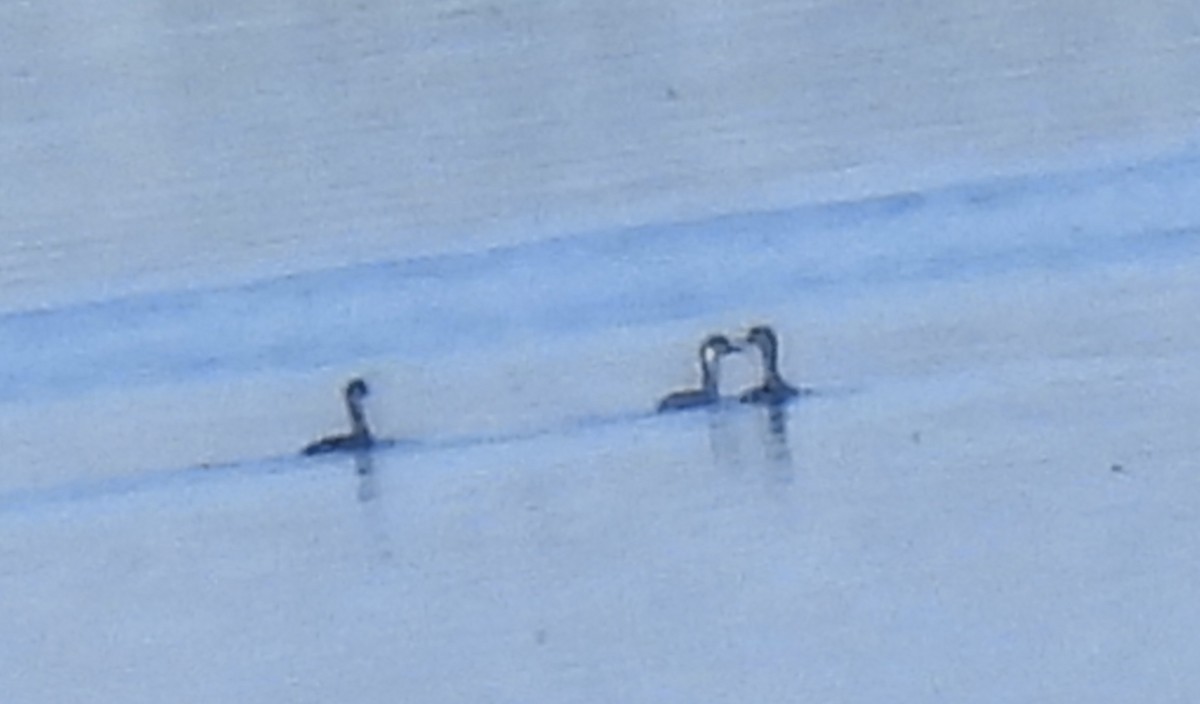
700 353 721 396
758 342 782 384
346 396 370 437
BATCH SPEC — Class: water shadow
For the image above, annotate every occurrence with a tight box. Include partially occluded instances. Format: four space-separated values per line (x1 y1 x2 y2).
761 405 794 487
351 449 396 563
706 402 795 491
353 450 377 503
706 404 745 473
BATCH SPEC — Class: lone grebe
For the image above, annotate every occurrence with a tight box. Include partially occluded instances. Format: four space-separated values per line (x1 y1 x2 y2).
738 325 800 405
302 378 375 456
657 335 741 412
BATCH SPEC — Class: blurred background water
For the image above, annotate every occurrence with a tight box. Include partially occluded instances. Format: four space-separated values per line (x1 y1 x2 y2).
4 2 1200 701
4 1 1200 310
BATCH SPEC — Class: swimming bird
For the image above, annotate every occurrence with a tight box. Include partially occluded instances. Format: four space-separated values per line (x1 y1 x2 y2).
738 325 800 405
657 335 741 412
302 378 375 455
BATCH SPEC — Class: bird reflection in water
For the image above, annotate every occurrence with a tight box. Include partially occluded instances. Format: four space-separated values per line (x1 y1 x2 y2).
353 449 378 503
761 404 794 485
350 448 398 563
706 404 795 489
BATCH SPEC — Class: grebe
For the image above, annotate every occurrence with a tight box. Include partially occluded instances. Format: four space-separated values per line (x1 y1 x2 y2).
738 325 800 405
302 378 375 455
657 335 740 412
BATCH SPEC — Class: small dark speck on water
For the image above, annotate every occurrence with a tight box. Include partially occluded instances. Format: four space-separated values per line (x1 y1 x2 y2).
1110 463 1125 474
534 629 548 646
911 431 922 445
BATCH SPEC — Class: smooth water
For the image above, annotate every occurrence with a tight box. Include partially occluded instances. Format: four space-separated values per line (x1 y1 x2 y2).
5 2 1200 701
3 256 1198 701
3 148 1200 494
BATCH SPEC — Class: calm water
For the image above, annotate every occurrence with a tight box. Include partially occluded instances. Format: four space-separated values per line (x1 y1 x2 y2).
4 1 1200 310
5 3 1200 699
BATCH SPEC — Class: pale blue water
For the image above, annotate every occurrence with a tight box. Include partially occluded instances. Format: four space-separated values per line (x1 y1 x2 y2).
6 3 1200 699
4 147 1200 408
3 146 1200 703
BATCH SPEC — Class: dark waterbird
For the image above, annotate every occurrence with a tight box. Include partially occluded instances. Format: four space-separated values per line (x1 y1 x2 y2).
657 335 741 412
302 378 375 455
738 325 801 405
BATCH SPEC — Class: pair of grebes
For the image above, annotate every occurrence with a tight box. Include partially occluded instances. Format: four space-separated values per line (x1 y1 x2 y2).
303 325 798 456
